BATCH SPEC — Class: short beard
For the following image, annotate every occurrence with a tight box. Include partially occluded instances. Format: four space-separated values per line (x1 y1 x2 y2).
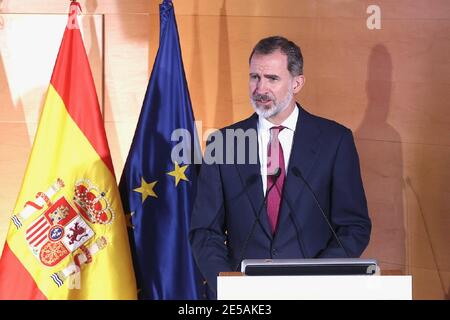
251 87 294 119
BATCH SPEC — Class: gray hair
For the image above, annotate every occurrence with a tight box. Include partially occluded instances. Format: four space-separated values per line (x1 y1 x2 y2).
249 36 303 76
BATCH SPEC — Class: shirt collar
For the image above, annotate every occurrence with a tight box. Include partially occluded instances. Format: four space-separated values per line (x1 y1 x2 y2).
258 104 299 132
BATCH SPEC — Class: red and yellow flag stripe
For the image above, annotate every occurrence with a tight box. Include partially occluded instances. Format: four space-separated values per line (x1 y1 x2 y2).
0 2 136 299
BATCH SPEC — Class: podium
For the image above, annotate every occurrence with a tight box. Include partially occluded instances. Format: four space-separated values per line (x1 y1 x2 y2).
218 259 412 300
218 274 412 300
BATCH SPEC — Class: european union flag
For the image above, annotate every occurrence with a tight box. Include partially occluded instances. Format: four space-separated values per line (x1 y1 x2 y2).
119 0 202 299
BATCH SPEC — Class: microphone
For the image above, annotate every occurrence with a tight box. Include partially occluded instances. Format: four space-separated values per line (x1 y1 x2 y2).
194 171 261 295
291 166 350 258
234 167 282 271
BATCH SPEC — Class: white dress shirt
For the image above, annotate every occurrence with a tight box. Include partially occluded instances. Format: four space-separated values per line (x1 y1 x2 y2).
258 106 299 194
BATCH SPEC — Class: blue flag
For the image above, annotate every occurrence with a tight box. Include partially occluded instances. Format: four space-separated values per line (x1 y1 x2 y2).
119 0 202 300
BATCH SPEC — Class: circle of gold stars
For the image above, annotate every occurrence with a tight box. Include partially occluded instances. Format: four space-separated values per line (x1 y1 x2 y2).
132 162 189 206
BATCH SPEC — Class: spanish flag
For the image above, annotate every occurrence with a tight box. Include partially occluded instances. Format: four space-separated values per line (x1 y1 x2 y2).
0 2 136 299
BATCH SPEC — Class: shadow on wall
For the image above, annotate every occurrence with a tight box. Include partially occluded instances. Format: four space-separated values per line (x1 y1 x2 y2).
214 0 234 129
189 0 235 132
84 0 124 176
356 44 406 273
190 0 206 127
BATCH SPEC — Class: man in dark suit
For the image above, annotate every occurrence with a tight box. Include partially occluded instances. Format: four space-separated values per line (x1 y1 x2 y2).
189 36 371 296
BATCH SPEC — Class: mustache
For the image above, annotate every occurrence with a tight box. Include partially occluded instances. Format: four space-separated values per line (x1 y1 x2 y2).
252 93 273 102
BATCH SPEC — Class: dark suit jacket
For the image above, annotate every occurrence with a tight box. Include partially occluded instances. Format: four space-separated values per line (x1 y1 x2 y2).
189 105 371 295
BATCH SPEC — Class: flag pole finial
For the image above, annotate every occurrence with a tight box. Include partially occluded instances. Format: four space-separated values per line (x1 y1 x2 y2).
69 0 82 12
67 0 81 29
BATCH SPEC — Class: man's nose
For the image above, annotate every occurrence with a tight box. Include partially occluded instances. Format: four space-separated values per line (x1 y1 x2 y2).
255 79 268 93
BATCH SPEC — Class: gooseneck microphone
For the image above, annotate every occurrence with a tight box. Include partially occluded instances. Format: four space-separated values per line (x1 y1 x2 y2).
234 167 282 271
278 186 309 258
291 166 350 258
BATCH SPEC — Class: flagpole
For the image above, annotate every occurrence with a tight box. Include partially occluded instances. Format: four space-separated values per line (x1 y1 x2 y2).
70 0 82 13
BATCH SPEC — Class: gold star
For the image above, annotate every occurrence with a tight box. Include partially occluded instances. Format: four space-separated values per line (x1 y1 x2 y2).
167 162 189 186
133 177 158 203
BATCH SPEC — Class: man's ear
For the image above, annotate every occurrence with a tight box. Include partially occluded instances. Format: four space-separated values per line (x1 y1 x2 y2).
293 75 305 94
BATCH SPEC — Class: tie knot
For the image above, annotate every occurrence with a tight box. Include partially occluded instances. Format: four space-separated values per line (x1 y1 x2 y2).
270 126 285 137
271 125 284 131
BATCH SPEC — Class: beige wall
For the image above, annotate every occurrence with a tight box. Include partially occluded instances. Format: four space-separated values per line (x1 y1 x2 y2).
1 0 449 299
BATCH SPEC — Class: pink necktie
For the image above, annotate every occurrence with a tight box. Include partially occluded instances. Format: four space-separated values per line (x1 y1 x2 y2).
267 126 286 234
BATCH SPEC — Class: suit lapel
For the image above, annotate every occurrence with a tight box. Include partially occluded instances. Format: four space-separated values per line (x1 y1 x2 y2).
277 106 322 232
235 114 273 240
